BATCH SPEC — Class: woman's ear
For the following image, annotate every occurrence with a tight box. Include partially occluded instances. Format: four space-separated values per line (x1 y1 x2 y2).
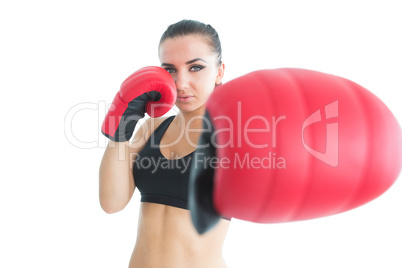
215 62 225 85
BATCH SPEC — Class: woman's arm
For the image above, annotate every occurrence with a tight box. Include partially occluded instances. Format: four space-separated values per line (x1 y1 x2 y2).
99 117 154 213
98 67 176 213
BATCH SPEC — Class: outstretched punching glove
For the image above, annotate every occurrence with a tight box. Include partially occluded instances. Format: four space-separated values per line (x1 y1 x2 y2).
101 66 176 141
189 68 402 234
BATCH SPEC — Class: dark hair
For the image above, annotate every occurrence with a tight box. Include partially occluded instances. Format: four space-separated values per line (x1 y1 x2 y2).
159 19 222 65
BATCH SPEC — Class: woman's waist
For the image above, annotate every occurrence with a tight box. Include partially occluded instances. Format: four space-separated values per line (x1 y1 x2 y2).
136 203 226 252
130 242 226 268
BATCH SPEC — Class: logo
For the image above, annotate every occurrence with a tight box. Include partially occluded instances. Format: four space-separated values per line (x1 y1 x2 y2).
302 101 339 167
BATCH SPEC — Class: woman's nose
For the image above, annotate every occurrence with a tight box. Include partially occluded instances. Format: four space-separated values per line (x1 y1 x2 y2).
175 72 190 91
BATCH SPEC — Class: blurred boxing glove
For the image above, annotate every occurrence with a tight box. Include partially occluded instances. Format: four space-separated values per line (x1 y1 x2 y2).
189 68 402 234
101 66 176 142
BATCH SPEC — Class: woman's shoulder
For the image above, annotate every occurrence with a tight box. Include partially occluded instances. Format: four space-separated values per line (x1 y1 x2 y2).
129 115 174 151
143 115 175 135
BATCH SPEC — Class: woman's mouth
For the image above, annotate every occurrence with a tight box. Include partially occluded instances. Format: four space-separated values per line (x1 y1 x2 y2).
177 95 195 102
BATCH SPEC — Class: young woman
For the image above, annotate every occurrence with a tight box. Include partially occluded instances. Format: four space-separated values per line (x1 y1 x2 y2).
99 20 231 268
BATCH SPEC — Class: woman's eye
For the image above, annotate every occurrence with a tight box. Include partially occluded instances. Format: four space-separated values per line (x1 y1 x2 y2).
190 65 204 72
164 68 176 73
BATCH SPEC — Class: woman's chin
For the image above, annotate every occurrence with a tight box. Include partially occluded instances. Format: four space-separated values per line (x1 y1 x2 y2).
175 102 193 110
176 102 205 114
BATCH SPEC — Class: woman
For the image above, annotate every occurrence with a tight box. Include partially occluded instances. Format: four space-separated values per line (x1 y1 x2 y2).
99 20 231 268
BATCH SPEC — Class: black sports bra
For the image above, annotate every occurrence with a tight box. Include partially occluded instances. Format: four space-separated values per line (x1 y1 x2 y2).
133 116 195 209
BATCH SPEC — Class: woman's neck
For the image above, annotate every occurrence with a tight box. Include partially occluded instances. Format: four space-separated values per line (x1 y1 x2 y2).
174 106 206 131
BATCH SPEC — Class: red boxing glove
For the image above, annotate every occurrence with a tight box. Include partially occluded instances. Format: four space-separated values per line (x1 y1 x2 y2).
189 68 402 234
101 66 176 141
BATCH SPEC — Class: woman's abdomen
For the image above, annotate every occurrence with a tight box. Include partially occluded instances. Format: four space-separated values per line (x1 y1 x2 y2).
129 202 229 268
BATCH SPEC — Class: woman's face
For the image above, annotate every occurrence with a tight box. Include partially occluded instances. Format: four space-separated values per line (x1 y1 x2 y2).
159 34 224 113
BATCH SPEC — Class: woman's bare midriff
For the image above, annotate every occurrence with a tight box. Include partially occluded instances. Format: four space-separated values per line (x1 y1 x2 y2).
129 202 230 268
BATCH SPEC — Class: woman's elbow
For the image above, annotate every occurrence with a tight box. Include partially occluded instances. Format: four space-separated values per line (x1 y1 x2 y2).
99 198 126 214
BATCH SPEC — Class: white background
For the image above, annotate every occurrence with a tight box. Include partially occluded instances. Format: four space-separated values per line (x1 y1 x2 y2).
1 0 401 267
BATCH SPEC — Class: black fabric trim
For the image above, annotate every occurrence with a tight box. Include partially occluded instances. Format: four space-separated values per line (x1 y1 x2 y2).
141 194 188 210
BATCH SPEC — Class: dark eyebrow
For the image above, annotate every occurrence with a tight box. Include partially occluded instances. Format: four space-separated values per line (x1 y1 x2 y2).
161 58 207 67
185 58 207 64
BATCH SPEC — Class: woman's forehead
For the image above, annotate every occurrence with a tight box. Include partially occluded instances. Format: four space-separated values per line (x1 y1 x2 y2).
159 35 214 63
